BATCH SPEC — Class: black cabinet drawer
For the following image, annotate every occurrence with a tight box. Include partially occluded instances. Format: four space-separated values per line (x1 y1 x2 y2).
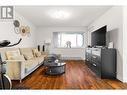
91 67 101 77
91 62 101 77
91 55 101 63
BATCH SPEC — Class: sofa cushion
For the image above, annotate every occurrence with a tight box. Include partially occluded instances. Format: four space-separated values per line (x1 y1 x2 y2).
25 59 38 72
36 56 44 64
37 55 47 64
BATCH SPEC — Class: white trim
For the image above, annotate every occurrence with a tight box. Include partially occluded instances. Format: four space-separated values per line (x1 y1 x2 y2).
54 47 85 49
117 74 123 82
62 57 83 60
123 76 127 83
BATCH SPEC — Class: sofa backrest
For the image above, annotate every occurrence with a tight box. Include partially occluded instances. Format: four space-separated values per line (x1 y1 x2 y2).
19 48 35 58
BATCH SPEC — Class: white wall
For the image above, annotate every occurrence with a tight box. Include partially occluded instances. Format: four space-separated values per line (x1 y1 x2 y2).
123 6 127 82
0 11 37 48
36 26 87 60
88 6 124 82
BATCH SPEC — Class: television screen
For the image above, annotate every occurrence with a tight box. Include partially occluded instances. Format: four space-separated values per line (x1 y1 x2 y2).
91 26 107 47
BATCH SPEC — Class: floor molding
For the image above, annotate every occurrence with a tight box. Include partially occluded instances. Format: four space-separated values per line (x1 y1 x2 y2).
61 57 83 60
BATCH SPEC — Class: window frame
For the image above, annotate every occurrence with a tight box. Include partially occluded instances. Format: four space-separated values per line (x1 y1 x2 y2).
53 32 85 49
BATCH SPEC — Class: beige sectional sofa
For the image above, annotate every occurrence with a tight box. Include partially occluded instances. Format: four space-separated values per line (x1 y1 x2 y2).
0 48 47 82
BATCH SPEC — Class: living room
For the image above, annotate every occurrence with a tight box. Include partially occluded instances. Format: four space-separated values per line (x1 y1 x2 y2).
0 4 127 92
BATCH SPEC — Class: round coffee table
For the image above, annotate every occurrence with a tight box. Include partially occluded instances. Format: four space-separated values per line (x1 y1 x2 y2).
44 60 66 75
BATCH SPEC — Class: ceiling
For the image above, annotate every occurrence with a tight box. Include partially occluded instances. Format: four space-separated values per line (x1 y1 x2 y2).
15 6 112 27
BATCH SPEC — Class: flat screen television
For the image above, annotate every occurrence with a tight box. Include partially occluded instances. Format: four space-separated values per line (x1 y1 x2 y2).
91 25 107 47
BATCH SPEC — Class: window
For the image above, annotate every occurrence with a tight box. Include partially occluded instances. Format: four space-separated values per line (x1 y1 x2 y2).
53 32 84 48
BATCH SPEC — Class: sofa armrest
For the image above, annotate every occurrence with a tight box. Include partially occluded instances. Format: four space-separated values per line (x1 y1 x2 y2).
5 60 26 80
6 60 25 62
41 52 48 55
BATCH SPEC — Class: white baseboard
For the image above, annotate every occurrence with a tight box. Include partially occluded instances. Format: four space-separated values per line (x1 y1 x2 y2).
62 57 83 60
123 76 127 83
117 74 124 82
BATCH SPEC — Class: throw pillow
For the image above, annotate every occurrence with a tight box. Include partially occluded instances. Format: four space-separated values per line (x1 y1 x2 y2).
32 48 38 57
6 50 21 60
24 53 33 60
35 51 41 57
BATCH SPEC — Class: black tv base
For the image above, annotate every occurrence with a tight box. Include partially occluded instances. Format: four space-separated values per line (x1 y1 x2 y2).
85 47 116 79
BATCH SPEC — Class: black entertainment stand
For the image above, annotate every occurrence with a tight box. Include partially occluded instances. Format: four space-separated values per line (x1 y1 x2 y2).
85 47 116 79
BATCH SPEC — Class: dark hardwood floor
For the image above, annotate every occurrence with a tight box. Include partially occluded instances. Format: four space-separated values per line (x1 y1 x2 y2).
12 60 127 89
